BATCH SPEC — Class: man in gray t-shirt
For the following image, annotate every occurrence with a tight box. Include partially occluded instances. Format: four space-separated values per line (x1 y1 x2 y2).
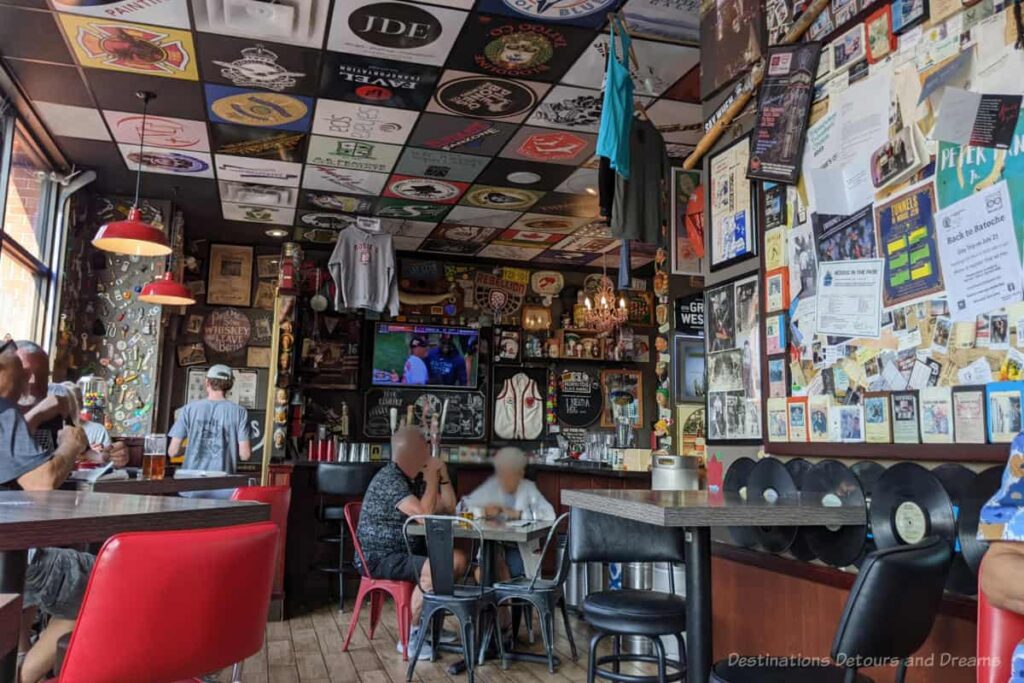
168 364 251 473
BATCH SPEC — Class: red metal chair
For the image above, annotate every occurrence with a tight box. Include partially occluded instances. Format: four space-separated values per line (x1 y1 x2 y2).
48 522 277 682
231 485 292 596
978 578 1024 683
341 501 416 660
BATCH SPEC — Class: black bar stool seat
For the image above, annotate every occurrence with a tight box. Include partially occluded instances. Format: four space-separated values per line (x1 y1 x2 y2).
710 664 871 683
582 589 686 636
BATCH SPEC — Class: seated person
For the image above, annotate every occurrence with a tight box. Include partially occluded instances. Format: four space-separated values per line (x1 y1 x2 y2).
979 436 1024 680
356 427 460 659
0 342 127 683
464 447 555 580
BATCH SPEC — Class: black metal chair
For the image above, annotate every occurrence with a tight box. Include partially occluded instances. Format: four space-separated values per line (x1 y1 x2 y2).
569 507 687 683
709 536 953 683
403 515 505 683
493 512 578 673
314 462 378 611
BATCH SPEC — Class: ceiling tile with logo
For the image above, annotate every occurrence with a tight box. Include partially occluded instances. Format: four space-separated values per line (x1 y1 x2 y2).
197 35 321 96
561 34 698 97
374 197 452 221
477 0 624 28
318 53 440 110
500 126 596 166
530 190 600 216
190 0 331 47
327 0 467 67
119 144 216 178
442 205 522 228
52 0 191 29
446 14 593 83
496 228 564 244
530 249 598 265
214 154 303 186
209 124 308 162
406 113 518 156
426 70 548 123
311 100 420 145
104 110 210 151
205 84 314 131
300 190 377 214
473 157 574 191
392 147 490 183
222 201 297 224
393 234 427 249
460 184 544 211
477 243 547 260
383 174 469 204
58 15 200 80
507 212 589 233
553 232 616 252
306 135 403 174
219 180 299 206
523 85 604 132
421 224 499 254
380 218 437 236
296 210 357 230
302 165 390 194
292 225 345 244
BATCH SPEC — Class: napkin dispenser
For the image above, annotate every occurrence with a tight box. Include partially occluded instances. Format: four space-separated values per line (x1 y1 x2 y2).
651 454 701 491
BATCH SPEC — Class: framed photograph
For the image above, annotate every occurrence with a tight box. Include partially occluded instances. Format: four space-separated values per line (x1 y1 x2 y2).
865 5 896 63
256 254 280 279
829 404 864 443
832 23 866 73
254 281 276 310
766 397 789 441
765 267 790 312
891 390 921 443
920 386 953 443
893 0 929 33
674 335 706 403
676 404 706 456
600 369 644 428
524 332 547 359
787 396 809 442
764 227 787 270
185 314 204 335
987 382 1024 443
864 391 892 443
494 327 521 363
766 313 787 355
207 244 253 307
809 395 831 442
952 385 987 443
521 305 552 331
708 135 758 272
767 355 788 398
177 342 206 367
670 169 703 275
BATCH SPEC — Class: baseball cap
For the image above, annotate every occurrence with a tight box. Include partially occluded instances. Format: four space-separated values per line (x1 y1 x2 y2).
410 336 427 348
207 364 234 381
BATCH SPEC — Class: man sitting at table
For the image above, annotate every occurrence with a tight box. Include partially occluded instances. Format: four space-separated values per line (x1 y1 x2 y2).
356 426 460 659
0 340 126 683
464 447 555 581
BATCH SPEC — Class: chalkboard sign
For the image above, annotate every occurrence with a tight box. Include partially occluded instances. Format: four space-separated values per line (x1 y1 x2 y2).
364 388 486 441
557 368 602 428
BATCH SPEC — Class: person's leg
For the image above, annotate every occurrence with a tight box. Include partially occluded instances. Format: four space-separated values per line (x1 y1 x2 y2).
18 607 36 655
19 617 74 683
413 559 432 623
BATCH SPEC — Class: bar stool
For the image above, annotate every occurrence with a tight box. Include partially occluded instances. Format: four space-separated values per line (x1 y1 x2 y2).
569 507 687 683
709 537 952 683
315 463 378 611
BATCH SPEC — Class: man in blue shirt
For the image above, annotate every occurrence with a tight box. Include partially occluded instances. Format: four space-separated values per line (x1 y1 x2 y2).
168 364 251 474
426 334 467 387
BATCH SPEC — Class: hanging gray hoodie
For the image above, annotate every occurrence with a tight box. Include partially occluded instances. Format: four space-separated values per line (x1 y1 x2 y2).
328 226 399 316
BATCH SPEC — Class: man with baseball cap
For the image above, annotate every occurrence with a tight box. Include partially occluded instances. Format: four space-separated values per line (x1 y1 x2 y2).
168 364 251 479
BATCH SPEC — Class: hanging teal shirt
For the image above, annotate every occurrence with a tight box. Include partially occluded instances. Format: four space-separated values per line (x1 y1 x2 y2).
596 17 634 179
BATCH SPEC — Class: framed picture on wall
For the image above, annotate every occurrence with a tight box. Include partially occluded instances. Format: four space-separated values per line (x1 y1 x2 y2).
673 335 706 403
705 272 762 444
708 135 758 272
600 368 644 428
670 169 703 276
207 244 253 307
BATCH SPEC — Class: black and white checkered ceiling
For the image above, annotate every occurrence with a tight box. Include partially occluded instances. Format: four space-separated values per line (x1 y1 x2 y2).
0 0 701 261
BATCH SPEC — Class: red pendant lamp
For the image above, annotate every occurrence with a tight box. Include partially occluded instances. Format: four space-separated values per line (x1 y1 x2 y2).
140 185 195 306
91 91 171 257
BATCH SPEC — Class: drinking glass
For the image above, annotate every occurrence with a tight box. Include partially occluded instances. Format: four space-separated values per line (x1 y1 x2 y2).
142 433 167 480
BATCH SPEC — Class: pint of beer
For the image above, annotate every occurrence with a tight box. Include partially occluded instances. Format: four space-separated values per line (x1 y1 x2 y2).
142 434 167 481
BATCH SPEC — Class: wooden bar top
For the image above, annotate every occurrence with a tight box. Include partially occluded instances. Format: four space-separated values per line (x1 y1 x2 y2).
561 489 866 527
405 519 555 543
0 490 269 551
64 474 251 495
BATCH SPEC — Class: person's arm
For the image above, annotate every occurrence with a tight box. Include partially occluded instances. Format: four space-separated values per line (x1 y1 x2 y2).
167 437 184 458
398 464 442 517
18 426 88 491
24 394 70 432
167 410 188 458
437 461 456 514
237 410 252 462
981 543 1024 614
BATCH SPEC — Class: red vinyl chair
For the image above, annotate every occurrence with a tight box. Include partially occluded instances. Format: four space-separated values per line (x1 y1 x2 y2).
341 501 416 660
231 485 292 594
47 522 277 682
978 581 1024 683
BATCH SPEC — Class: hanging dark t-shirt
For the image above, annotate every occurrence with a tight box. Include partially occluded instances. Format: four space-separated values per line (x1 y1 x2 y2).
0 397 52 489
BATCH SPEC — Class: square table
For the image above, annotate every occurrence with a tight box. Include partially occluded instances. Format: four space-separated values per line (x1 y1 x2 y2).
561 488 866 683
0 490 270 682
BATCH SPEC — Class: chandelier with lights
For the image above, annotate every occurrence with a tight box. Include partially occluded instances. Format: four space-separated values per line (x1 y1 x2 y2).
583 272 628 333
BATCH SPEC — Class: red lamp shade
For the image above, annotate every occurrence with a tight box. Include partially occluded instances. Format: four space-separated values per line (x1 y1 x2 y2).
139 272 195 306
92 208 171 257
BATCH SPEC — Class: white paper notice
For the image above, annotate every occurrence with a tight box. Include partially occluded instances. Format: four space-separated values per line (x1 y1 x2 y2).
935 181 1024 321
957 356 995 384
815 259 885 338
933 87 982 145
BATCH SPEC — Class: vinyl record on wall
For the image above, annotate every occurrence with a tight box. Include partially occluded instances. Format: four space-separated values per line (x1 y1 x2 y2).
784 458 817 562
745 457 798 553
932 463 979 595
724 457 758 548
959 466 1004 576
870 462 956 551
851 460 885 567
803 459 867 568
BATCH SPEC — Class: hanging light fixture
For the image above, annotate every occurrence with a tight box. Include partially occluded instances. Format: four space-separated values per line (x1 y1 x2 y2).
139 187 195 306
91 91 171 256
583 262 628 333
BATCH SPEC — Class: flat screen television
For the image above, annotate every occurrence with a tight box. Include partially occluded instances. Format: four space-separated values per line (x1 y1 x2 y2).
371 323 480 388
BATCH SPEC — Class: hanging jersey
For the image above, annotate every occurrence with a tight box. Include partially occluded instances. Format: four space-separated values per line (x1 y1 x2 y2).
494 373 544 440
596 17 635 179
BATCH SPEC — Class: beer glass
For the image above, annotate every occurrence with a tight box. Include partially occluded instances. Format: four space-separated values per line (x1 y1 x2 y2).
142 434 167 480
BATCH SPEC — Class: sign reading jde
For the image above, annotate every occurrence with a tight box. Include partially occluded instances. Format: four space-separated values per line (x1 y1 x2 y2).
305 135 402 173
327 0 468 66
675 293 704 337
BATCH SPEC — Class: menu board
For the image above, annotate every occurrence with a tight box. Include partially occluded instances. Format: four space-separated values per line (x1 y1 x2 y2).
557 368 603 428
363 388 487 441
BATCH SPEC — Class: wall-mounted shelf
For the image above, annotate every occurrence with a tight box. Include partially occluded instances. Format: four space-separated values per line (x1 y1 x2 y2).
764 441 1009 464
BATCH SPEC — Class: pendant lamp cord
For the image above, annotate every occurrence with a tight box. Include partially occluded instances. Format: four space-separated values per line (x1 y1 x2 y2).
133 91 153 206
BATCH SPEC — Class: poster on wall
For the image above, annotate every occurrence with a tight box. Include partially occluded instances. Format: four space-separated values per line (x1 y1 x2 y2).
709 135 758 271
670 169 703 275
207 244 253 306
705 273 761 443
699 0 764 98
873 181 944 309
186 367 261 409
747 43 821 184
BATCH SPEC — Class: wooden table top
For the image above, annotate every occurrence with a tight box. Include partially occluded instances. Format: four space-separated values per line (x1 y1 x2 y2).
0 490 269 551
405 518 555 543
64 474 251 495
561 489 867 527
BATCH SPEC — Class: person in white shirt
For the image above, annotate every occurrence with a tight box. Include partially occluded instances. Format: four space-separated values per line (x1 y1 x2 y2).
465 447 555 579
396 336 429 385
